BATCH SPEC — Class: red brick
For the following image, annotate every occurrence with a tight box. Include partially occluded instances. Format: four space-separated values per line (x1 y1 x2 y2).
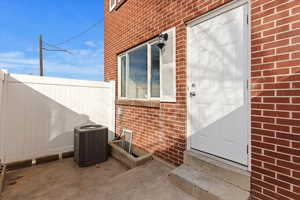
263 97 289 103
293 127 300 134
252 159 263 167
252 192 274 200
292 53 300 59
277 90 300 96
263 9 289 23
252 116 274 123
277 60 300 68
252 8 275 21
277 118 300 126
251 0 270 8
292 36 300 44
263 123 290 132
252 128 275 137
277 13 300 26
252 134 262 142
251 91 275 97
252 141 275 151
292 67 300 73
252 49 275 58
277 44 300 54
252 97 262 103
252 147 263 154
254 183 275 195
263 137 290 146
292 112 300 119
293 141 300 148
252 184 262 194
277 0 300 12
278 160 300 171
263 83 290 90
263 39 289 50
277 29 300 40
264 176 290 190
277 174 300 187
252 36 275 46
292 97 300 103
293 171 300 179
277 146 300 156
264 150 291 161
278 188 300 200
277 104 300 111
293 82 300 88
292 6 300 14
252 109 262 116
263 68 289 76
252 103 274 109
293 185 300 194
263 25 289 37
262 0 290 11
263 54 289 62
263 189 290 200
263 110 289 118
276 132 300 142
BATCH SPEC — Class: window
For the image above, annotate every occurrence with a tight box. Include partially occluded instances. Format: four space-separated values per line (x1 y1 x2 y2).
119 44 158 100
128 45 148 99
110 0 116 11
118 27 176 102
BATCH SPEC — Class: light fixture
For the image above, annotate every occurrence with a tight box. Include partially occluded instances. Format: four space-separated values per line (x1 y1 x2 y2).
156 33 168 50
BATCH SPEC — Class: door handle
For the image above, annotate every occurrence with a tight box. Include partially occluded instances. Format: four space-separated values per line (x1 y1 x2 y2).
190 91 196 97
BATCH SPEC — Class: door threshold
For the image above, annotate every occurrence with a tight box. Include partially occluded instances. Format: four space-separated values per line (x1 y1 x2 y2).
190 148 249 172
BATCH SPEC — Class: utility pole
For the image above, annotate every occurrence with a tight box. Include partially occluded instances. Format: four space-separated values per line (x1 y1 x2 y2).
39 35 44 76
38 35 71 77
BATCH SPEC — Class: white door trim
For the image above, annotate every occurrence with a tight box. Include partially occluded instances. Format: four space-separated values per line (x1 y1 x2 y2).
186 0 251 170
186 0 248 27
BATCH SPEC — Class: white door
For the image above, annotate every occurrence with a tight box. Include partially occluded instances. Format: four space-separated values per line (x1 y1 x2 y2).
188 4 249 165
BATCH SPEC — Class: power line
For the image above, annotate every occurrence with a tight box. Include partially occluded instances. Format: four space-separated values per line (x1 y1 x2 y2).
44 41 72 54
38 35 73 76
54 19 103 46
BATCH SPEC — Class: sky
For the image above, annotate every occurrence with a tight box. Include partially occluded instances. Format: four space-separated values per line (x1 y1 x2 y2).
0 0 104 81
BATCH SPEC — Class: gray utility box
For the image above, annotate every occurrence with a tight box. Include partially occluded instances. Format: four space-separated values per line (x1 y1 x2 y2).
74 125 108 167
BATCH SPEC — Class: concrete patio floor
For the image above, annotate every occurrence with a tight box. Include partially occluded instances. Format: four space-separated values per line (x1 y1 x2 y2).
1 157 196 200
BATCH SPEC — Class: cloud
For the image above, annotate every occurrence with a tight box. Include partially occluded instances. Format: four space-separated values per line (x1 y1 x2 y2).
0 51 25 58
0 51 38 69
0 47 104 81
84 41 97 48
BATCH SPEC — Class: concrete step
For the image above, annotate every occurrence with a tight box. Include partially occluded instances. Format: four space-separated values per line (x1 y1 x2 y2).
168 164 250 200
184 150 250 191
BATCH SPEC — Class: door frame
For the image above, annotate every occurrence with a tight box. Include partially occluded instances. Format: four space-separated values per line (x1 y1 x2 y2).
186 0 251 171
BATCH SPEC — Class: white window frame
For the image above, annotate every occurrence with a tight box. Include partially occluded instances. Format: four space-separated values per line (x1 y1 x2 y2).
118 39 161 101
109 0 116 12
160 27 176 103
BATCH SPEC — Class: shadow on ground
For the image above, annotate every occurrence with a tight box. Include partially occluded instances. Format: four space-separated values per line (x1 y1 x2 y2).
1 157 196 200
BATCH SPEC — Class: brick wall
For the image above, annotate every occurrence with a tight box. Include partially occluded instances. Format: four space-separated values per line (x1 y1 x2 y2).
104 0 232 165
104 0 300 199
250 0 300 199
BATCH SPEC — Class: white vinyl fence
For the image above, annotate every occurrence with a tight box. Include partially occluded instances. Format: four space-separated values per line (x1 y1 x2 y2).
0 70 115 163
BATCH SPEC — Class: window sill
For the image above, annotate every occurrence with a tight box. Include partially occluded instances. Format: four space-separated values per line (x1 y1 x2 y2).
116 99 160 108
